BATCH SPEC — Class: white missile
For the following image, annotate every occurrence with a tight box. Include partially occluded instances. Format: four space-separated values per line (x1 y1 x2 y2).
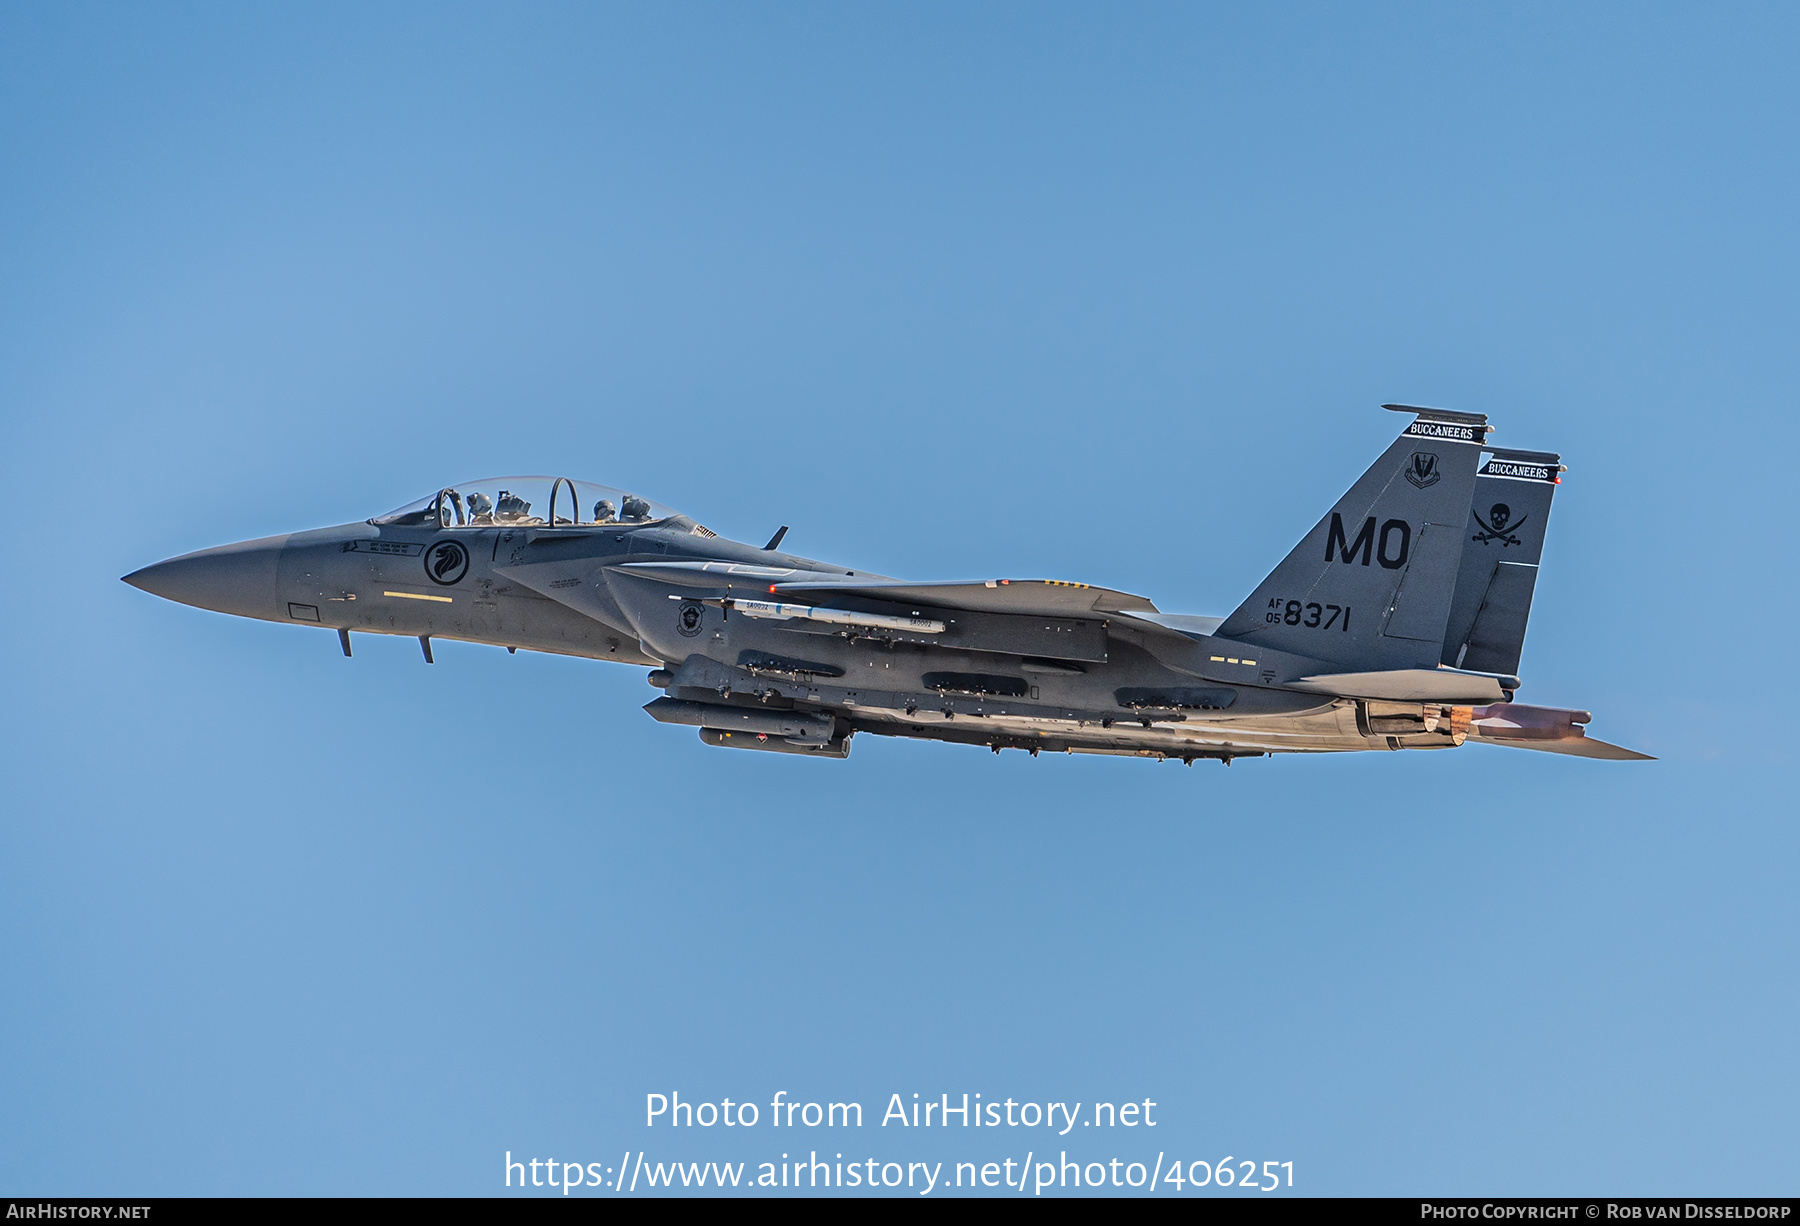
728 598 945 635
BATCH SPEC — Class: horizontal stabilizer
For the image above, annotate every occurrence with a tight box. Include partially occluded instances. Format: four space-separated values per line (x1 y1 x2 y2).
1462 703 1653 760
1474 736 1654 761
1290 668 1513 703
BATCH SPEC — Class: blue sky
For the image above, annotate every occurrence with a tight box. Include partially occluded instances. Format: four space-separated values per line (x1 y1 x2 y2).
1 2 1795 1196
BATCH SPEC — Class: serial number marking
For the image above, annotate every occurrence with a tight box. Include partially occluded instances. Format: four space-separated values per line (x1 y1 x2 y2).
1158 1158 1293 1191
1266 598 1349 631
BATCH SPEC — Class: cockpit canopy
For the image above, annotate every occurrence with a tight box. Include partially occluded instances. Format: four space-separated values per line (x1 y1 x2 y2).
375 477 700 531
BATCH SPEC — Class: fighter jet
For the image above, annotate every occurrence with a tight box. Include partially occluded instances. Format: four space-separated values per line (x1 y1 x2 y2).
123 406 1649 763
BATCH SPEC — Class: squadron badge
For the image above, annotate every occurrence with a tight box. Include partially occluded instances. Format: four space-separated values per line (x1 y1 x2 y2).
1404 452 1441 489
425 539 470 585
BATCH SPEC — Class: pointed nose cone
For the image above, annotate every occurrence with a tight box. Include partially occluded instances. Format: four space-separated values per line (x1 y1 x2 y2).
123 533 291 621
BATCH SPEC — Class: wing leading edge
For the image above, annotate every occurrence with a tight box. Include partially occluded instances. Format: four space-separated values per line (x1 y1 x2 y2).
766 577 1160 618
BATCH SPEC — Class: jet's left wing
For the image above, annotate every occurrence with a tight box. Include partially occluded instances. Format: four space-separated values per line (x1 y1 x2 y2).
611 563 1160 617
767 576 1160 618
606 565 1135 664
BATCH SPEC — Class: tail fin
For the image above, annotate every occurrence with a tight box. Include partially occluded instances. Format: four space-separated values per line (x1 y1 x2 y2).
1438 448 1563 675
1216 405 1488 671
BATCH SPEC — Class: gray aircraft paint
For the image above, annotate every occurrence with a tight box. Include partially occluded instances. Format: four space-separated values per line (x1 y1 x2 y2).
1215 406 1488 670
1438 448 1562 676
123 411 1650 764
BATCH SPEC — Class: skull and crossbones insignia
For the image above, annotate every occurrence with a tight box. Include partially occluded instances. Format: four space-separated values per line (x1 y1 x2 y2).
1470 501 1527 546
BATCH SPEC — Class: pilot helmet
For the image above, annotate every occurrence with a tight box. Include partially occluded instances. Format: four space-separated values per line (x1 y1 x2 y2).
593 498 616 522
621 495 651 521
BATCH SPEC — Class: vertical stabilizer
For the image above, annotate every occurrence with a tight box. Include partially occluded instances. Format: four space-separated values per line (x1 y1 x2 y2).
1439 448 1563 676
1216 406 1489 671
